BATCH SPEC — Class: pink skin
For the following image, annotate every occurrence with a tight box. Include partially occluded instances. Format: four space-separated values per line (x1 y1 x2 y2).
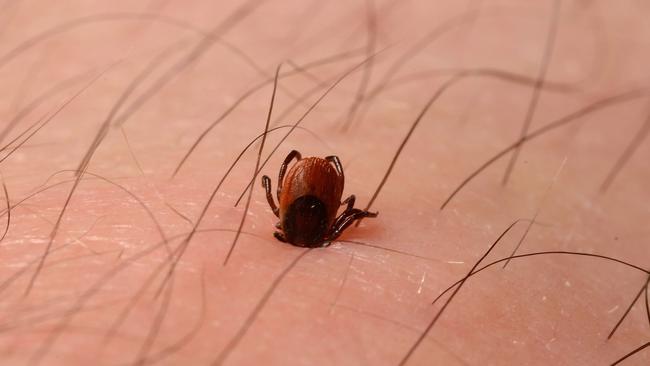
0 0 648 365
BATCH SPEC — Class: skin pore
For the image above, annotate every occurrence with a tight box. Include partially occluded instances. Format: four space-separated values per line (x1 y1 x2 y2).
0 0 648 365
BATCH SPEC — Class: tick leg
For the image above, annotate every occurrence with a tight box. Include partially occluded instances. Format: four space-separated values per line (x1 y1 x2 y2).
325 155 344 181
275 221 282 229
261 175 279 217
277 150 302 201
327 209 378 242
273 231 287 243
340 194 356 211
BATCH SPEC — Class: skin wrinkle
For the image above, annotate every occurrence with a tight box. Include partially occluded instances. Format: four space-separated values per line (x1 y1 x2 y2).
0 1 649 365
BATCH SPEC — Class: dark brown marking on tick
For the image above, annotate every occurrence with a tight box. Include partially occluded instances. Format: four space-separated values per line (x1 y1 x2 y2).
283 195 328 245
262 150 377 247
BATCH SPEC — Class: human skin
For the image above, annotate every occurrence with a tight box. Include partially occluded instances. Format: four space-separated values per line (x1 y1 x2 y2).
0 0 648 365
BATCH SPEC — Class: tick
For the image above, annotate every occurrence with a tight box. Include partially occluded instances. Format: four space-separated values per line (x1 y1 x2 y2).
261 150 378 247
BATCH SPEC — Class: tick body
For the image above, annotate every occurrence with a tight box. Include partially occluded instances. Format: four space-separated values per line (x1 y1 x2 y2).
262 150 378 247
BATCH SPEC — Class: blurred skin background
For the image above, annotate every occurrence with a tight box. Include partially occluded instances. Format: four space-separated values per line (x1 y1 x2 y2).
0 0 648 365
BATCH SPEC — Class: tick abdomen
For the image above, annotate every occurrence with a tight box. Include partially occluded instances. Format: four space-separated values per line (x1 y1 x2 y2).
279 157 343 219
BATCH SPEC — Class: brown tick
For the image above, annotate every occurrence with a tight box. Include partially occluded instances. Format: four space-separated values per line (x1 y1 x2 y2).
261 150 378 247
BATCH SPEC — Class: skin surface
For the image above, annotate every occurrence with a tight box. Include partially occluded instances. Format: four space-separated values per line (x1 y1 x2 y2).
0 0 648 365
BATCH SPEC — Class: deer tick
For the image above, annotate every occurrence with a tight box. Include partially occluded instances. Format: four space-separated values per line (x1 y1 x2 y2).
261 150 378 247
